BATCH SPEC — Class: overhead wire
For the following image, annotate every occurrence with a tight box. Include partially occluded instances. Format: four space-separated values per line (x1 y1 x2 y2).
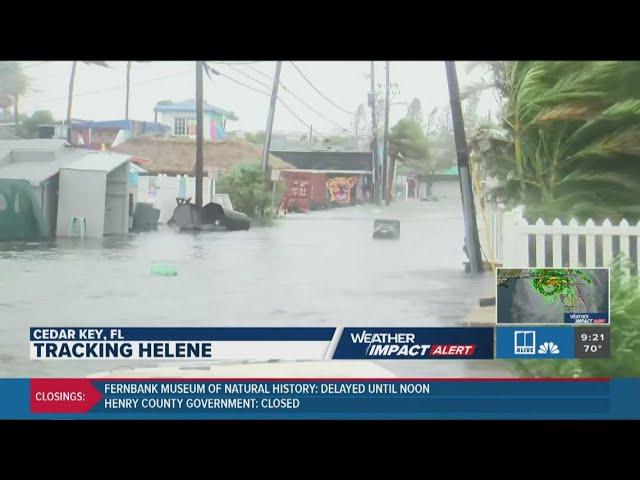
26 68 193 104
227 64 347 131
289 61 355 115
210 63 325 133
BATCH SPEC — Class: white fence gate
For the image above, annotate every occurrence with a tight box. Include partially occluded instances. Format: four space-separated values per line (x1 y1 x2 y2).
477 205 640 274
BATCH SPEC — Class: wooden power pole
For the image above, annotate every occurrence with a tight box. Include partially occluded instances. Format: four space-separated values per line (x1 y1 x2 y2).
125 61 131 120
66 61 77 144
445 61 483 273
262 61 282 173
195 60 204 208
369 61 379 203
383 61 390 205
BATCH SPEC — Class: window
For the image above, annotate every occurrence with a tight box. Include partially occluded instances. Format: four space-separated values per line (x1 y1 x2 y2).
174 117 196 136
14 194 20 213
186 118 197 136
174 117 187 136
0 193 6 211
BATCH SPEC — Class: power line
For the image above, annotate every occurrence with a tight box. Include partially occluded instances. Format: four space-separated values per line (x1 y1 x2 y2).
214 69 271 97
27 68 193 104
245 64 274 81
225 64 272 90
212 65 323 133
289 61 355 115
227 64 347 131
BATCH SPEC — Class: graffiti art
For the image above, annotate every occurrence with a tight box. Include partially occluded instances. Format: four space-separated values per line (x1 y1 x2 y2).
327 177 359 204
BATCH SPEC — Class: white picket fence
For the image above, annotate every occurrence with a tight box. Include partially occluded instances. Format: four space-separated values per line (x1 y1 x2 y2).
477 204 640 273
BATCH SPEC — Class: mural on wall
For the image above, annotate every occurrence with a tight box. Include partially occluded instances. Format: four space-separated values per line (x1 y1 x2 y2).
210 120 225 141
327 177 358 204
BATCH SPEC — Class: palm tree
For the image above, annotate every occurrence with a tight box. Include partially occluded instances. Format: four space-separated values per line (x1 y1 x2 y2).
66 61 109 143
0 62 28 131
471 61 640 222
388 118 430 202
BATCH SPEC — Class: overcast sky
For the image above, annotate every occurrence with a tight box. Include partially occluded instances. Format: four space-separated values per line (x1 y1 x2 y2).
17 61 497 135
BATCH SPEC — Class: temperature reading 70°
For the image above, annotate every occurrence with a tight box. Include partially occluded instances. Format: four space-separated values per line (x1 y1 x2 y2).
575 327 610 359
583 344 603 353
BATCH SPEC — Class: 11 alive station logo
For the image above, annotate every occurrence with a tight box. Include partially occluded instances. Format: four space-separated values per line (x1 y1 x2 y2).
350 331 476 358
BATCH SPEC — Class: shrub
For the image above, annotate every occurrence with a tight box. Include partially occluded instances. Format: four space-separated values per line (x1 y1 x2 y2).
216 163 282 219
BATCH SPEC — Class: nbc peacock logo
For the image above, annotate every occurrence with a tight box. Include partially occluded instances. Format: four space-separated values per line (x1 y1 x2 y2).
537 341 560 355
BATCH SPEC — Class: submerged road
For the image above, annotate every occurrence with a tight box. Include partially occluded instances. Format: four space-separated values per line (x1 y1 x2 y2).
0 199 510 377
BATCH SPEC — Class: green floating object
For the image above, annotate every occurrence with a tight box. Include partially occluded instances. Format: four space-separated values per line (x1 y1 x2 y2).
151 264 178 276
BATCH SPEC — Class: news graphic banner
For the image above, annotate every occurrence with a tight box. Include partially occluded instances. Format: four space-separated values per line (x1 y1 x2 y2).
1 378 639 419
29 327 496 360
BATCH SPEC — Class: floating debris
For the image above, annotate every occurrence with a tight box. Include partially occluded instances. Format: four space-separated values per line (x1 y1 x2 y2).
150 264 178 276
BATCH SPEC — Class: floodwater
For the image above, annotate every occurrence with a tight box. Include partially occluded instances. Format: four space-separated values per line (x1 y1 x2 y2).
0 199 509 377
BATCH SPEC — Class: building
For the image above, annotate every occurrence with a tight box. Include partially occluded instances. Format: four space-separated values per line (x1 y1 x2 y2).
56 152 131 238
269 131 369 152
111 136 295 223
395 165 461 200
271 150 374 211
0 139 134 239
64 119 169 148
154 99 238 140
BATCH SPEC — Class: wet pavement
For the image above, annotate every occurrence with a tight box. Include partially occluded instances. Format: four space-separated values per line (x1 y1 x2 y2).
0 199 510 377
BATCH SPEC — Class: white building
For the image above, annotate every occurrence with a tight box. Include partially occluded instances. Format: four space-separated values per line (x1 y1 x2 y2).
153 99 238 141
0 139 134 239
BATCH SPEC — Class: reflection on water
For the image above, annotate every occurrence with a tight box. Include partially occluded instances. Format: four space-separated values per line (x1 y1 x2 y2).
0 200 498 377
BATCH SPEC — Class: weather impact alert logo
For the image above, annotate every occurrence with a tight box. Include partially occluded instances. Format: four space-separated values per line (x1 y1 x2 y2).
350 330 476 358
514 331 560 355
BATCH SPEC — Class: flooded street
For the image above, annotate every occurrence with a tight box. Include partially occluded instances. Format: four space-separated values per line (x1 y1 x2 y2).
0 199 508 377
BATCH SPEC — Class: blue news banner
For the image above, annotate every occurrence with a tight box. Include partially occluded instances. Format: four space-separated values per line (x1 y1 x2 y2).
0 326 635 419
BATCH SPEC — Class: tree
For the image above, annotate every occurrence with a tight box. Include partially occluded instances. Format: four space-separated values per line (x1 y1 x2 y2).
0 62 29 130
470 61 640 222
244 131 266 144
406 98 424 130
387 118 429 202
215 163 276 218
352 103 368 136
18 110 55 138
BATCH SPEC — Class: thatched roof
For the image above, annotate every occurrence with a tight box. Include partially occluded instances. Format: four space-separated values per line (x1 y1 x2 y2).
111 136 294 175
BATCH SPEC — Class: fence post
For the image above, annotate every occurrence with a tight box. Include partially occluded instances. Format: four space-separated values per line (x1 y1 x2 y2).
552 218 562 267
602 218 613 267
535 218 546 267
568 218 579 267
585 219 596 267
502 206 528 268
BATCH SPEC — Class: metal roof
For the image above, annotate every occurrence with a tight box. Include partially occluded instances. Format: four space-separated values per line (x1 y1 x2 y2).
154 99 238 120
62 152 131 172
0 140 131 182
130 162 147 174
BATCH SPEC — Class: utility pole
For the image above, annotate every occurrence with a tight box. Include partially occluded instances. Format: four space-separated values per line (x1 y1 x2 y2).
262 61 282 173
309 124 313 144
195 60 204 209
445 61 483 273
125 61 131 120
369 61 378 203
66 61 77 144
383 61 390 205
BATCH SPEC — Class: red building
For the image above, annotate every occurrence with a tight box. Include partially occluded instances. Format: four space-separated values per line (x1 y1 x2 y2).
281 171 328 212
